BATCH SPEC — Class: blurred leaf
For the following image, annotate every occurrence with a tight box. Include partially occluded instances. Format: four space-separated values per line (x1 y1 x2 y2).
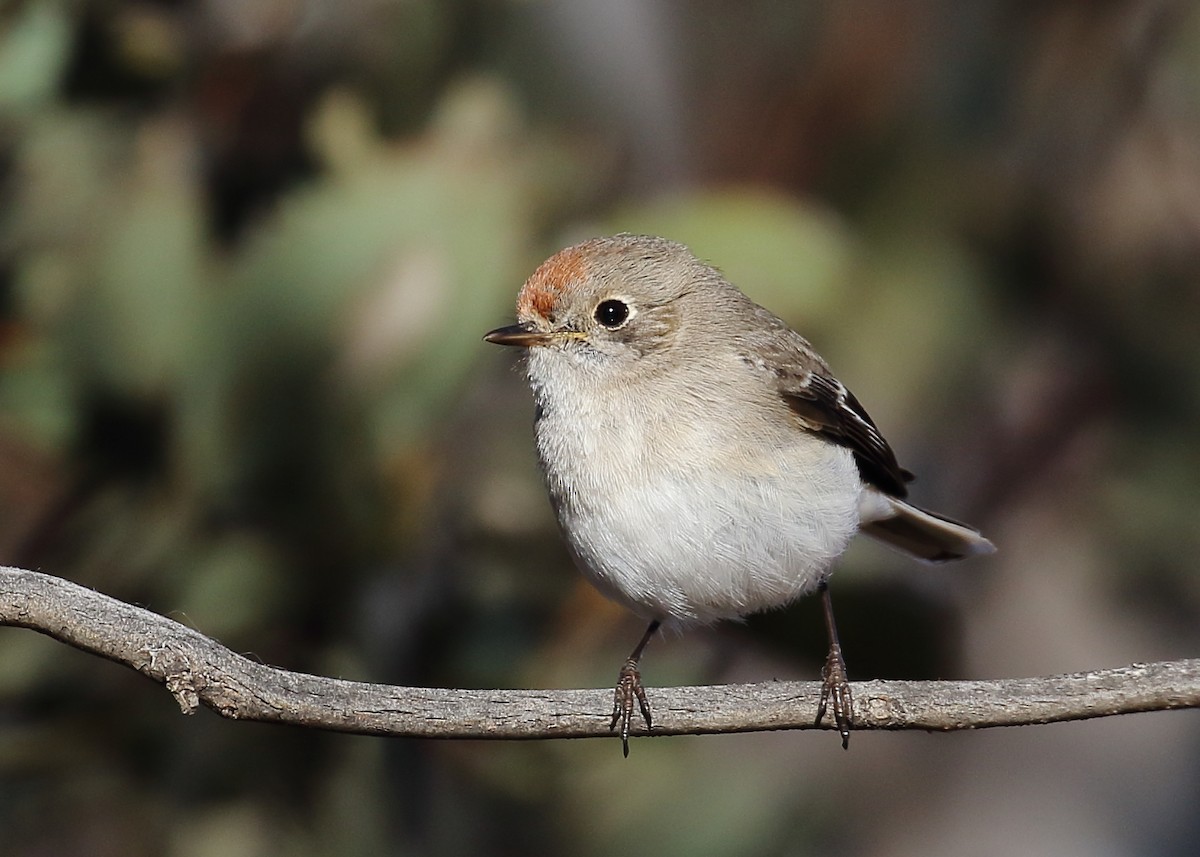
0 337 74 451
178 80 540 497
81 119 207 394
829 228 995 423
0 0 70 113
175 535 288 641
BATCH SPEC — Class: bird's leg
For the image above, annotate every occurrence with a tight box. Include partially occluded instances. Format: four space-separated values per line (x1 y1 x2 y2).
815 579 853 749
610 620 660 757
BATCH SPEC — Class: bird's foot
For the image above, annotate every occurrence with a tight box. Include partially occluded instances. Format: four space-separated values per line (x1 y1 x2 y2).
610 657 653 757
816 643 853 749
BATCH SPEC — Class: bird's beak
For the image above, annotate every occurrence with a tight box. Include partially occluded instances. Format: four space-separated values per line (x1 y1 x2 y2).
483 323 559 348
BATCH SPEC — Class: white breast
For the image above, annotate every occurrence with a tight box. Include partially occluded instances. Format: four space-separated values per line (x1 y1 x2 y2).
527 349 863 627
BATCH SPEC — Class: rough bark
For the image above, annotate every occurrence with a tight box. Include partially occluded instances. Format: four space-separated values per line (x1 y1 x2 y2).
3 566 1197 742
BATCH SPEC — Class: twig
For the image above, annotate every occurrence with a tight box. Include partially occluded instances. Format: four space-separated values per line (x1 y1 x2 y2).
2 566 1197 741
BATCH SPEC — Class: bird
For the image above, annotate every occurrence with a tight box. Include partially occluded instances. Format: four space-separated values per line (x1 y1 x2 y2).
484 233 994 755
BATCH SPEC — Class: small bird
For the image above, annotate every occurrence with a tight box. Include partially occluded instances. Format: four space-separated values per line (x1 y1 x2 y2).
485 234 994 755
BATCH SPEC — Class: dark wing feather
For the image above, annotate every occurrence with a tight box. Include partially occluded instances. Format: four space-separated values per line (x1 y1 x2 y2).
781 371 914 497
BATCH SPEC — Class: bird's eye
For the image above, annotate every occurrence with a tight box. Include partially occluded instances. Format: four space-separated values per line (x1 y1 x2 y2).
593 299 630 329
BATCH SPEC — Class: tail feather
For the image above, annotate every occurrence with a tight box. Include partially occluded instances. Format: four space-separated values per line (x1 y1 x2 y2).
860 492 994 564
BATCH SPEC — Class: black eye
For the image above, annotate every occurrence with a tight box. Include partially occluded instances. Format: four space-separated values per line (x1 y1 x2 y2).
594 299 630 329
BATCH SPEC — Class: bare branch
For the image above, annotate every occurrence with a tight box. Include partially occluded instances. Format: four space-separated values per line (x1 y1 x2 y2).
2 566 1197 743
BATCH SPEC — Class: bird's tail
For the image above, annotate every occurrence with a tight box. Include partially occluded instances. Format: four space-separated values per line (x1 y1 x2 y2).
859 490 995 563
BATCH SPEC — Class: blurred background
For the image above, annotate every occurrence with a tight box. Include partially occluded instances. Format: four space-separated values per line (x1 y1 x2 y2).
1 1 1199 855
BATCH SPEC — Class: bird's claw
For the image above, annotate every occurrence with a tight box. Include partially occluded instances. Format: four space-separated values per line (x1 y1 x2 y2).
816 643 853 749
610 657 653 757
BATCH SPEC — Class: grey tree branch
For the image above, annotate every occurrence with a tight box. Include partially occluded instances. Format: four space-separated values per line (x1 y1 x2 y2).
2 566 1197 742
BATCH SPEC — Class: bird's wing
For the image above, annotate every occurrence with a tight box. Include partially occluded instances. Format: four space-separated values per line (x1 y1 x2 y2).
777 369 914 498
